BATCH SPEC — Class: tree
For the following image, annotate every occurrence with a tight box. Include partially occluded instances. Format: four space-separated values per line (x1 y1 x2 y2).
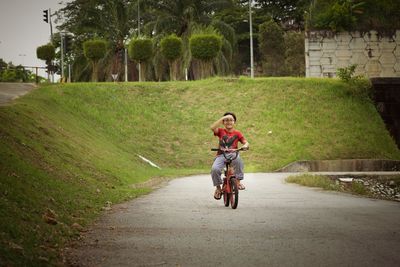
284 31 305 76
306 0 400 33
37 44 56 80
57 0 140 81
128 38 153 81
259 19 285 76
83 39 108 82
160 35 183 81
256 0 310 30
190 33 222 79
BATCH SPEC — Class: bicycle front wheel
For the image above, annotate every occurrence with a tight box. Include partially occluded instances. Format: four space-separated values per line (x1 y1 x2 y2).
230 178 239 209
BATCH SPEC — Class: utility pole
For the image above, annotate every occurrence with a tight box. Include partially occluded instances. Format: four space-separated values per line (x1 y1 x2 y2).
137 0 141 81
60 32 64 81
249 0 254 78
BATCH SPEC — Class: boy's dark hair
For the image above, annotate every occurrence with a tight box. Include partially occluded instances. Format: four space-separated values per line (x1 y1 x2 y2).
223 112 236 122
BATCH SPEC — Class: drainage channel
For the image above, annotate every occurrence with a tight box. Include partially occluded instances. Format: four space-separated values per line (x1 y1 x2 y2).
371 77 400 149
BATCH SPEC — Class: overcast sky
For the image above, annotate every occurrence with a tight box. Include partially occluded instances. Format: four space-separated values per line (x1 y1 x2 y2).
0 0 68 77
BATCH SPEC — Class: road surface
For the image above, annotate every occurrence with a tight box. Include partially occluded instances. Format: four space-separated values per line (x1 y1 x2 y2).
66 173 400 267
0 83 36 106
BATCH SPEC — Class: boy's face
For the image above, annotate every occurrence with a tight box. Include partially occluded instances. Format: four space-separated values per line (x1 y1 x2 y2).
223 116 235 130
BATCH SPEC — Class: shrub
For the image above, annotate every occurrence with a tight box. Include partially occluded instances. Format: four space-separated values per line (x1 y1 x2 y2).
189 34 222 61
83 39 108 61
128 38 153 82
337 64 373 99
36 44 55 63
160 35 183 81
83 39 108 82
259 19 285 76
284 31 305 76
128 38 153 62
160 35 182 61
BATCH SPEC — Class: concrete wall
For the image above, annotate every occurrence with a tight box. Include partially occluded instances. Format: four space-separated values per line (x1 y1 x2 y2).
305 30 400 78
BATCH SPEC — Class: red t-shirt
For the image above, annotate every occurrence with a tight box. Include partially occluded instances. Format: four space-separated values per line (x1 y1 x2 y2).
214 128 247 153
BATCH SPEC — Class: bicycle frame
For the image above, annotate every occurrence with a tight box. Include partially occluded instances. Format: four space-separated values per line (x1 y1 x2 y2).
211 148 244 209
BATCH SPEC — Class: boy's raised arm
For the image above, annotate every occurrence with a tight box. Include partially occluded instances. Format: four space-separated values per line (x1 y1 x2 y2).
210 115 233 133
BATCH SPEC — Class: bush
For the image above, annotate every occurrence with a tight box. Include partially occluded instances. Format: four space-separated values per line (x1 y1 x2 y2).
259 19 285 76
83 39 108 82
160 35 182 61
284 31 305 76
128 38 153 62
36 44 55 63
337 64 373 99
189 34 222 61
83 39 108 61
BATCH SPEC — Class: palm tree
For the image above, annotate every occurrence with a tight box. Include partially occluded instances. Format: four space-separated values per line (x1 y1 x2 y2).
57 0 139 81
143 0 233 79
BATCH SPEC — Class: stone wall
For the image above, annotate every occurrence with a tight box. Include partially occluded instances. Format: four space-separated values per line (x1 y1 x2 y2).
305 30 400 78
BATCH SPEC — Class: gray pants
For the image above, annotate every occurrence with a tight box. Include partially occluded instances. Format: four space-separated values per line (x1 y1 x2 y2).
211 154 244 186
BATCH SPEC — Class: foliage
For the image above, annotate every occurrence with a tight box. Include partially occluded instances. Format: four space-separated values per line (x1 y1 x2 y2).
83 39 108 61
337 64 358 82
83 39 108 82
57 0 140 81
258 18 285 76
307 0 400 33
256 0 310 30
286 174 340 190
337 64 373 99
284 31 305 76
190 34 222 61
36 44 56 63
0 59 38 83
190 33 223 79
128 38 153 62
160 35 183 61
128 38 153 81
160 35 183 80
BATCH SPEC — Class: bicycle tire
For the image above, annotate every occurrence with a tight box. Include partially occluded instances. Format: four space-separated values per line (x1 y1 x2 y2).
223 191 230 207
230 178 239 209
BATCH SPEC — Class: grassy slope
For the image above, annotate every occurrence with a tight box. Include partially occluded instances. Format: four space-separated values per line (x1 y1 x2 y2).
1 77 399 265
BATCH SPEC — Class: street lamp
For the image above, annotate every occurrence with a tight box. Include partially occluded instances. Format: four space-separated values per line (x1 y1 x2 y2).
249 0 254 78
137 0 141 81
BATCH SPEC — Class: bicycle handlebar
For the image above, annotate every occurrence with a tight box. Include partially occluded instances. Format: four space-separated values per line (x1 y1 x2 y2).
210 147 248 152
210 147 248 161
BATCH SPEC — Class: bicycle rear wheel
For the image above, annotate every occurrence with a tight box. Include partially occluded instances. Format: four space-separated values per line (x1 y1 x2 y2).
230 178 239 209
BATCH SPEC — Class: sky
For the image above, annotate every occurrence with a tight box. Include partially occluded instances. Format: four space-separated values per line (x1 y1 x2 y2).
0 0 68 78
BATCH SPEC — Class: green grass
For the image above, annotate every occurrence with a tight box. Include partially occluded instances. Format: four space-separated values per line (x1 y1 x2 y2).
285 174 372 196
1 77 399 265
286 174 341 191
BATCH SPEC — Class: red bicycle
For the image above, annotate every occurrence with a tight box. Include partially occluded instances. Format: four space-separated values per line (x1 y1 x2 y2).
211 147 247 209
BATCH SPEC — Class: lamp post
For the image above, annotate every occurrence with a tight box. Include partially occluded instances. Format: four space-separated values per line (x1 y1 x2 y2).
249 0 254 78
137 0 141 81
60 32 64 81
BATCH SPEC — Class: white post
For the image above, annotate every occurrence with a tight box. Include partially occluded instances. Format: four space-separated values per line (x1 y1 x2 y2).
68 64 71 82
125 48 128 82
138 63 141 82
249 0 254 78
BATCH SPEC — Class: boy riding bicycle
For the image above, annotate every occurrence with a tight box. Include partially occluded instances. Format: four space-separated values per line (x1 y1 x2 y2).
210 112 249 200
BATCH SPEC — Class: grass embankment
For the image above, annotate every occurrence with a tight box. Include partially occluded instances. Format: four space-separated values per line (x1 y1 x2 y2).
286 174 400 198
1 77 399 265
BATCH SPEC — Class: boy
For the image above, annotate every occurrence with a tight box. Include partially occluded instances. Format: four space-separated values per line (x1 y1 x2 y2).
210 112 249 200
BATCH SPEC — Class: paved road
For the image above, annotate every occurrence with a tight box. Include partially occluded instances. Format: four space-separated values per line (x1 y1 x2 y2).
0 83 36 106
66 173 400 267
